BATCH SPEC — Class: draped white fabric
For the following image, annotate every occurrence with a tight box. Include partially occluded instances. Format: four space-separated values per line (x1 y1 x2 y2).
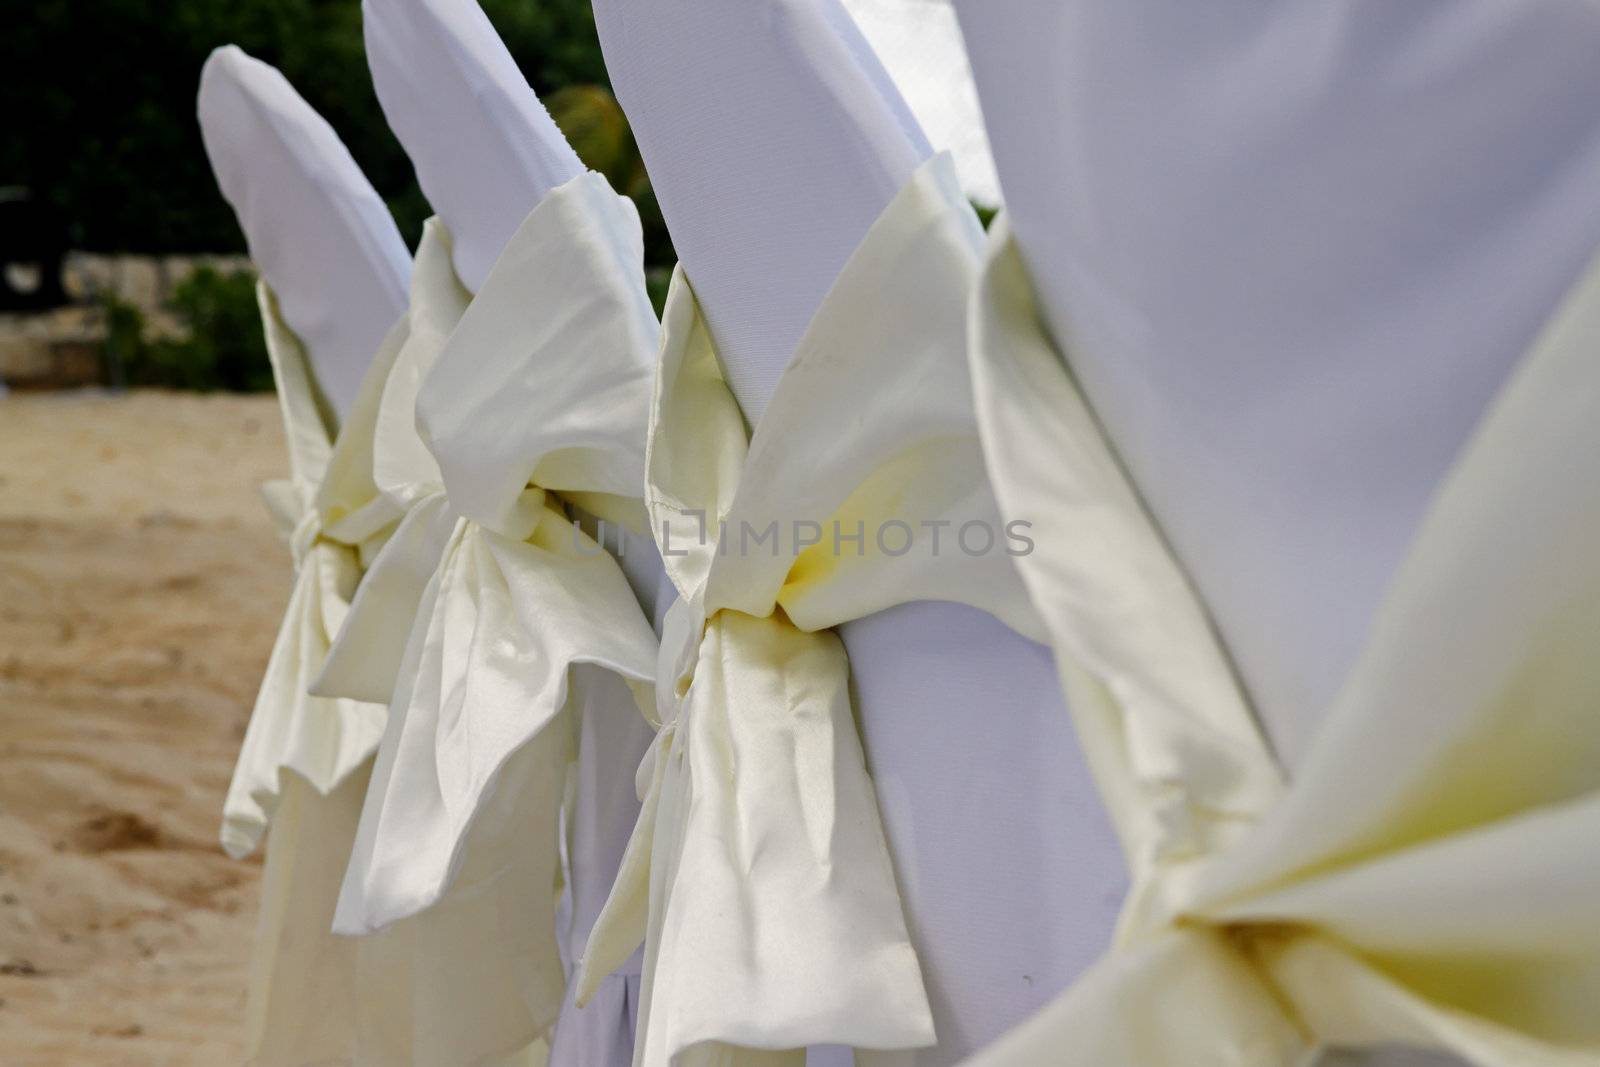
199 53 551 1064
363 0 582 294
952 0 1600 769
197 45 409 419
219 244 549 1067
361 8 665 1058
592 0 926 421
219 284 399 861
196 7 1600 1067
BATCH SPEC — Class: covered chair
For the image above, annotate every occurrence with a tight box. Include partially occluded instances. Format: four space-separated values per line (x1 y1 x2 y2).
577 1 1126 1062
316 2 671 1063
201 44 547 1067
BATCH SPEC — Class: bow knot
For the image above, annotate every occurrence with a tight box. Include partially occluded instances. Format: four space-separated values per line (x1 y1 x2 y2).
653 597 705 729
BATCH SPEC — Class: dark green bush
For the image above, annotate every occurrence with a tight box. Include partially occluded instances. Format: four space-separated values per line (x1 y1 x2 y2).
110 267 272 392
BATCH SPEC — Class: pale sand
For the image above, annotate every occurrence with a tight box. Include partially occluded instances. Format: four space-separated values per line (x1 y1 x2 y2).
1 390 290 1065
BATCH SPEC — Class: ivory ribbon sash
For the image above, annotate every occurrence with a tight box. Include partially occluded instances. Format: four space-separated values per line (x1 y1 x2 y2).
320 173 661 1051
964 217 1600 1066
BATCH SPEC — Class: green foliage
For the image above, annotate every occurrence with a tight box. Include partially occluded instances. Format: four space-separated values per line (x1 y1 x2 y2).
644 266 674 318
545 86 674 266
2 0 615 255
110 268 273 392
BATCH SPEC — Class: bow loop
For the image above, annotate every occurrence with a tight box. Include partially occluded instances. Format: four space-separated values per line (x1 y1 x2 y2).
417 171 656 540
368 218 468 510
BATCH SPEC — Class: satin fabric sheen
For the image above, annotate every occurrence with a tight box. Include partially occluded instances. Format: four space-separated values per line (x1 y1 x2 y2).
963 218 1600 1066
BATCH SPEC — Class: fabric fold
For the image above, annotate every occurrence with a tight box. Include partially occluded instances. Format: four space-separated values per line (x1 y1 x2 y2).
314 216 469 703
581 152 1050 1065
964 217 1600 1065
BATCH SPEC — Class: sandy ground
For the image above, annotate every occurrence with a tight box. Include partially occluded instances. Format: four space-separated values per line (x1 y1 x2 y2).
0 390 289 1065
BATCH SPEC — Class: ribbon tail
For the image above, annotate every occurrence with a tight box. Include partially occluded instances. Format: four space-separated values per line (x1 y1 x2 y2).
221 543 383 859
635 613 933 1065
312 492 458 704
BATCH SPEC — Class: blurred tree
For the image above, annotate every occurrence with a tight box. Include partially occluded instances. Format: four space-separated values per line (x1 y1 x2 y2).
0 0 670 261
545 85 672 267
108 267 274 392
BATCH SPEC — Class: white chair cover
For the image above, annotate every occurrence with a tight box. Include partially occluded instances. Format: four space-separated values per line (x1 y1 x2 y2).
590 2 1125 1060
197 45 410 420
362 0 583 294
953 0 1600 768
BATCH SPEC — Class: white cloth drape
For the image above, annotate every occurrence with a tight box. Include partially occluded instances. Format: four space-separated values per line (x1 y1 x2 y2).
362 0 582 294
963 215 1600 1066
220 285 400 861
197 46 410 418
952 0 1600 768
593 7 1124 1057
228 284 549 1067
363 9 667 1054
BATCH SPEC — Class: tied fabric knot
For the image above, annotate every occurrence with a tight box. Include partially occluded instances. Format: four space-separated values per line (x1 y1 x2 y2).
287 505 322 568
652 595 706 730
964 216 1600 1066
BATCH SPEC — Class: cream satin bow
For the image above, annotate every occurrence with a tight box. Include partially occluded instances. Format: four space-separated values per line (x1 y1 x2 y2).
576 152 1050 1066
219 283 405 859
320 170 661 1012
965 220 1600 1066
